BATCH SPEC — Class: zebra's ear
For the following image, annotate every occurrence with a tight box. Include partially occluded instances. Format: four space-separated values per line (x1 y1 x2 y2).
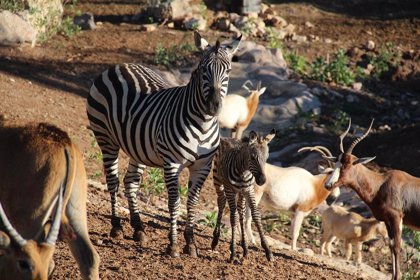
248 131 258 144
264 129 276 143
194 30 209 51
227 33 242 55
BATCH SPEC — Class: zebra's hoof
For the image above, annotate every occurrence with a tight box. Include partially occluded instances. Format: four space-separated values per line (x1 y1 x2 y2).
266 252 273 262
167 245 180 258
183 244 198 258
133 229 147 245
110 226 123 239
211 239 219 250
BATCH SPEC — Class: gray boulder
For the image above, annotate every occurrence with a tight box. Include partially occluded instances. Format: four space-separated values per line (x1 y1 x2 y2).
0 11 36 46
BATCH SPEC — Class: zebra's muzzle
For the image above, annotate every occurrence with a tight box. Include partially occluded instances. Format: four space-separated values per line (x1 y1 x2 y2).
255 174 266 186
205 87 222 116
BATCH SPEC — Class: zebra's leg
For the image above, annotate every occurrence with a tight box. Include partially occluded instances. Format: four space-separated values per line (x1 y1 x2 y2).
163 163 182 257
226 188 238 263
211 169 226 250
98 142 123 238
247 187 273 261
183 160 212 257
237 192 248 258
123 159 147 244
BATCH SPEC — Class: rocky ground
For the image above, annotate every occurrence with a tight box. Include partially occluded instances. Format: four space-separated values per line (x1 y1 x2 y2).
0 0 419 279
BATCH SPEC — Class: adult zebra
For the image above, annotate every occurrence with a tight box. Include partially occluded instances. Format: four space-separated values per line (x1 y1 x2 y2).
87 31 241 257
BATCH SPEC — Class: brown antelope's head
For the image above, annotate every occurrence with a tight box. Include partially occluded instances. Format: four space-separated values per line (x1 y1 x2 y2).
245 129 276 186
297 145 341 205
324 119 376 191
0 186 64 280
242 80 267 99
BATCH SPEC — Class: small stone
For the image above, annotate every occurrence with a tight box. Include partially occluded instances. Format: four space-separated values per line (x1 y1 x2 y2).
352 82 362 91
228 24 241 37
292 34 307 43
283 23 295 35
305 21 314 28
307 34 319 41
324 38 332 44
378 124 391 131
260 3 270 15
184 16 206 31
140 24 157 32
167 22 174 28
270 16 287 28
366 40 375 50
74 12 96 30
217 18 230 31
229 12 240 23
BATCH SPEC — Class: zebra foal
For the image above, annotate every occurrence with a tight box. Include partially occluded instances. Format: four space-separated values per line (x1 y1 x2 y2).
211 130 275 262
86 31 241 257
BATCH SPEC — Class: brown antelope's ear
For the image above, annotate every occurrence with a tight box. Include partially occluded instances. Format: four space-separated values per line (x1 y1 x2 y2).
194 31 209 51
258 87 267 96
322 156 337 163
248 131 258 144
0 231 11 249
353 156 376 165
264 129 276 143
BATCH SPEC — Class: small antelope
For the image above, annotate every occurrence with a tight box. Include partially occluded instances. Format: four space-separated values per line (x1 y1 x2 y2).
324 119 420 280
0 122 100 280
211 130 275 262
321 205 388 264
245 146 340 251
218 80 266 139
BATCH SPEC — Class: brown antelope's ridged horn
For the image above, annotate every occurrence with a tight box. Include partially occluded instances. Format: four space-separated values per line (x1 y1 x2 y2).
46 149 69 245
0 201 27 247
346 119 374 154
339 119 352 153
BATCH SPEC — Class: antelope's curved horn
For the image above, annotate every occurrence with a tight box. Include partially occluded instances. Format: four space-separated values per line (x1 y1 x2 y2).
0 201 27 247
339 119 352 153
298 145 334 167
257 81 261 91
242 80 253 92
346 119 374 155
46 149 69 246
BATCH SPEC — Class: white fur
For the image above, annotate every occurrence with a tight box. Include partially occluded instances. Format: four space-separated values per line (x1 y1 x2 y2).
246 163 338 250
218 95 249 129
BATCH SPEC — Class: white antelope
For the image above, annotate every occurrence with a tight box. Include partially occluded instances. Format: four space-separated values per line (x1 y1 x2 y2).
321 205 388 264
324 119 420 280
218 80 266 139
245 146 340 251
0 122 100 280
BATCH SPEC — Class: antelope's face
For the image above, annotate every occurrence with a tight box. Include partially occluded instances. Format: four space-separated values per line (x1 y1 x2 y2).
247 130 276 186
324 153 376 190
194 31 241 116
0 234 55 280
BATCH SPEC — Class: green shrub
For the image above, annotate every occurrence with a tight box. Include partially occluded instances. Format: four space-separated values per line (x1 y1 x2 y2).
326 49 355 85
199 211 217 228
309 57 328 82
0 0 25 12
141 167 166 197
266 27 283 50
285 52 308 76
154 42 194 68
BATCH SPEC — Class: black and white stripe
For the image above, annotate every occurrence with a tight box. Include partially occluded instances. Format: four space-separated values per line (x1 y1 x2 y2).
211 130 275 261
86 31 241 257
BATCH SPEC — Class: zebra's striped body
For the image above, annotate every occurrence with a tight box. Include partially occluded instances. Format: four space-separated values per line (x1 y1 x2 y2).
86 31 241 257
211 130 275 261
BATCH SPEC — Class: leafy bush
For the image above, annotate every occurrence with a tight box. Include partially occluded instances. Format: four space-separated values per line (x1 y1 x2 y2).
141 167 165 197
285 52 308 76
154 42 194 68
199 211 217 228
326 49 355 85
0 0 25 12
266 27 283 50
309 57 328 82
367 42 401 79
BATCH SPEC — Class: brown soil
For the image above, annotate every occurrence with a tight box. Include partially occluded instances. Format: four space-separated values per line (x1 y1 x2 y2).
0 0 418 279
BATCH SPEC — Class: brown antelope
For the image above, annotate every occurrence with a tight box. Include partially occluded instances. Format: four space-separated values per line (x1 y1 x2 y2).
0 122 100 280
324 119 420 280
245 146 340 251
218 80 266 139
321 205 388 264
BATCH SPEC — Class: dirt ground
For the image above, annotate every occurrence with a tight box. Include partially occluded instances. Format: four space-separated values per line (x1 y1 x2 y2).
0 0 419 279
